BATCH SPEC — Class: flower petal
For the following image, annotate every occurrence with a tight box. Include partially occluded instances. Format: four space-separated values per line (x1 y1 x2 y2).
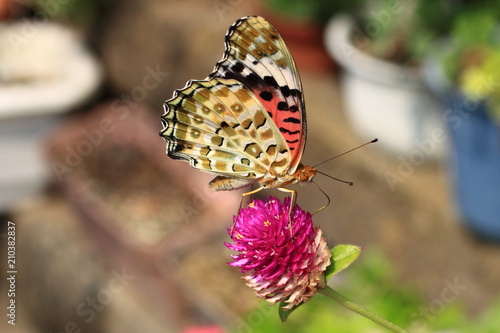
225 197 331 308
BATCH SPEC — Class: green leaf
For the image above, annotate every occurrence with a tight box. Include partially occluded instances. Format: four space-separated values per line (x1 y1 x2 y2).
279 245 362 322
278 300 304 322
324 244 363 282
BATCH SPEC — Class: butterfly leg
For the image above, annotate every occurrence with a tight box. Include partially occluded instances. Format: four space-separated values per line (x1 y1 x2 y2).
230 186 267 236
239 186 266 212
277 187 297 237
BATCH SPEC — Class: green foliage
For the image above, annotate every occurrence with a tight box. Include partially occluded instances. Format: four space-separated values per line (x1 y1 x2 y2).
279 244 362 322
441 6 500 123
324 244 363 282
358 0 500 122
233 250 500 332
35 0 115 26
278 300 302 322
464 299 500 333
411 0 500 61
451 10 497 47
357 0 422 64
264 0 362 24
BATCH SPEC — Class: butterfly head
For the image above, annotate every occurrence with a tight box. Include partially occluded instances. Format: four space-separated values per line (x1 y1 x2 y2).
295 164 317 183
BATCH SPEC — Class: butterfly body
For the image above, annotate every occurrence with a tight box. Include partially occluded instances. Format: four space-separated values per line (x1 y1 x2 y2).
161 16 315 205
208 163 317 191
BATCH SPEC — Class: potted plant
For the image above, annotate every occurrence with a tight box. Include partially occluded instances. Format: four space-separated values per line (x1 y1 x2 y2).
324 1 445 157
257 0 363 72
0 16 102 210
421 1 500 242
326 0 500 240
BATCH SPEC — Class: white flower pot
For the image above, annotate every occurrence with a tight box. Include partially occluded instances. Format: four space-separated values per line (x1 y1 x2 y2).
0 21 102 209
324 14 445 158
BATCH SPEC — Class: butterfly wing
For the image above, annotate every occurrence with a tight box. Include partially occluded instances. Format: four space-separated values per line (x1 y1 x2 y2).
210 16 306 172
161 77 291 189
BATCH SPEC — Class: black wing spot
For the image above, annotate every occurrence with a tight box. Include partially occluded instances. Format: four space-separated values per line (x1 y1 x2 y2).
289 105 299 112
259 91 273 101
245 73 261 87
290 89 302 98
216 122 230 134
286 139 299 144
279 127 300 135
231 62 245 73
219 71 237 80
172 143 184 153
283 117 300 124
277 101 288 111
281 85 290 97
264 76 279 88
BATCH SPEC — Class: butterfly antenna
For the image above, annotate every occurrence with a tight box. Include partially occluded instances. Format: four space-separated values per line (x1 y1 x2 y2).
313 138 378 168
317 171 354 186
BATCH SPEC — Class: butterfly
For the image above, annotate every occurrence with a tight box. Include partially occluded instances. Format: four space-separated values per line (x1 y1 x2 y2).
161 16 318 214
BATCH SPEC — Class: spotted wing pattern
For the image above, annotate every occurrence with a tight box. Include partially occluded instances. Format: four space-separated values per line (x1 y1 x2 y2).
162 77 290 189
161 16 306 190
210 16 306 170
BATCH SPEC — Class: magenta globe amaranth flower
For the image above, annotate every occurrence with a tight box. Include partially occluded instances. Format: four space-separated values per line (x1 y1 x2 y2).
225 197 331 310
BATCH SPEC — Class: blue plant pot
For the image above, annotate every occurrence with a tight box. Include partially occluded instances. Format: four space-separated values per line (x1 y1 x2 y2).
445 93 500 242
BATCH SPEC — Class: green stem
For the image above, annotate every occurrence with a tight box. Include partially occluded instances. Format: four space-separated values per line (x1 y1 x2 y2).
319 286 409 333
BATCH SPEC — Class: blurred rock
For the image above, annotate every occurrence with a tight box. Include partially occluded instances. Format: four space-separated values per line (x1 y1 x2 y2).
13 195 109 333
5 193 178 333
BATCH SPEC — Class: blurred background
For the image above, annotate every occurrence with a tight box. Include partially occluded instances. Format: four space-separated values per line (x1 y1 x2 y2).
1 0 500 332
